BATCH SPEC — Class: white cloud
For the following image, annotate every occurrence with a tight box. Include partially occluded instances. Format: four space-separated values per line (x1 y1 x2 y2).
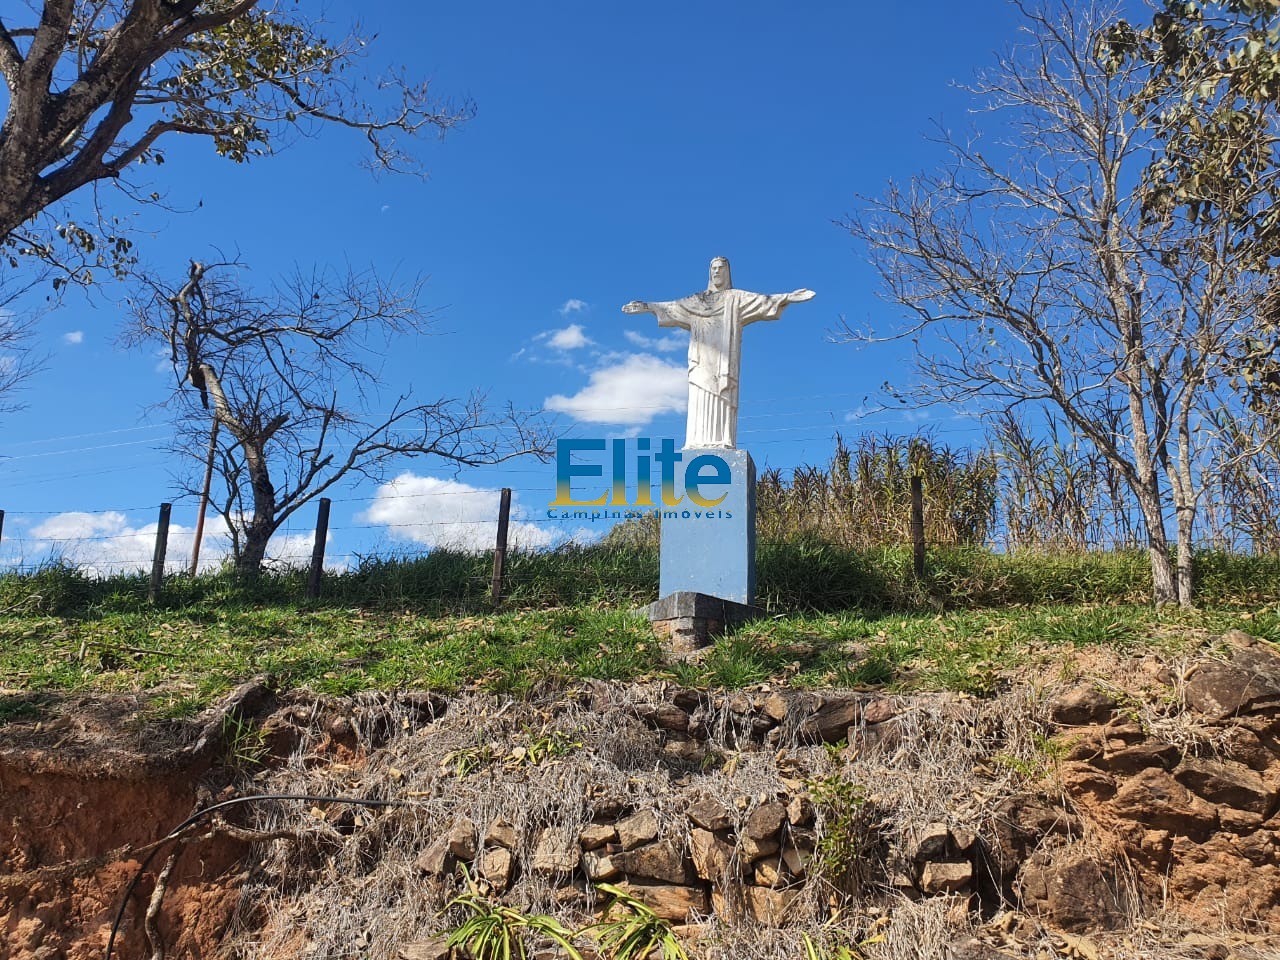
359 474 556 552
544 353 687 426
6 511 325 576
62 331 84 345
559 298 588 316
543 323 592 351
623 330 684 353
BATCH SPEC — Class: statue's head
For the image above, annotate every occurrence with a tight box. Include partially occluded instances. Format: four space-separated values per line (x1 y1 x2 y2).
708 257 732 292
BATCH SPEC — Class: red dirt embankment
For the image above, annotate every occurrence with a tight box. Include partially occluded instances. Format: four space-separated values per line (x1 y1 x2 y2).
0 688 264 960
7 632 1280 959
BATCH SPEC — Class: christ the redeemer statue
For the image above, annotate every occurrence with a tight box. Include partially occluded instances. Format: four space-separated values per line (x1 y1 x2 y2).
623 257 814 449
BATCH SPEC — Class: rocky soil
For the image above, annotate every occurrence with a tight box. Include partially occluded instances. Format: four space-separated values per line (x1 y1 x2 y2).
5 628 1280 958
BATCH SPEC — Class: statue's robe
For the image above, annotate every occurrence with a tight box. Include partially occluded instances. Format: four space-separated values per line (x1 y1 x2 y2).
649 288 790 448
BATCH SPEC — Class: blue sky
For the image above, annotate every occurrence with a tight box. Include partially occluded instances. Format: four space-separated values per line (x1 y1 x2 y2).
1 2 1057 571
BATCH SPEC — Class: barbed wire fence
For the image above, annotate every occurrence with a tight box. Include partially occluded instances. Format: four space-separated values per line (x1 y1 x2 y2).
0 484 572 582
2 465 1279 604
2 402 1280 600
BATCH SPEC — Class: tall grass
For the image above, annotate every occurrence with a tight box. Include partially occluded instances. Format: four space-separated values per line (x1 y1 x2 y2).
3 431 1277 618
756 433 998 548
3 543 1276 619
989 413 1140 550
748 426 1280 555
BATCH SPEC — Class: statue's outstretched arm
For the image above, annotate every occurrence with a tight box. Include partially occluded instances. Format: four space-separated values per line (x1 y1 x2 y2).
623 298 692 330
741 288 817 325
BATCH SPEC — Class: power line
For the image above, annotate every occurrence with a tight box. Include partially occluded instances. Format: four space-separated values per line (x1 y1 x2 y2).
0 424 168 448
0 458 171 488
0 437 168 462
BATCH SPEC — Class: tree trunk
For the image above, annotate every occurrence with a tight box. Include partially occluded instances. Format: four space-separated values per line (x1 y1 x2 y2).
0 196 30 246
234 439 278 579
235 529 271 579
1132 483 1177 606
1167 431 1198 609
1129 451 1178 607
1175 503 1195 608
1149 542 1177 607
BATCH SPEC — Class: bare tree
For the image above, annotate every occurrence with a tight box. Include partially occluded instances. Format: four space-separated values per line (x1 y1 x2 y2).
840 0 1277 606
0 267 52 420
0 1 471 281
130 261 548 577
0 305 39 417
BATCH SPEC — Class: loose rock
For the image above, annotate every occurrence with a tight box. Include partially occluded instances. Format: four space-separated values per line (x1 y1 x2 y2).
1051 684 1117 726
480 847 514 890
613 840 692 885
745 802 787 841
801 694 862 743
579 823 618 850
583 850 620 881
1098 742 1180 775
617 810 660 850
687 798 734 832
1174 758 1274 814
1019 852 1124 932
864 697 898 724
690 828 736 882
445 817 477 860
910 822 951 863
531 827 580 876
920 861 972 894
398 939 449 960
1110 769 1219 835
745 886 799 925
622 883 709 923
786 794 814 828
484 818 518 850
1185 652 1280 719
415 837 452 878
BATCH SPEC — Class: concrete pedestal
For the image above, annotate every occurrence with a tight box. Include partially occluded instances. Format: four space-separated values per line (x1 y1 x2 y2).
643 591 763 657
647 449 758 657
658 448 755 604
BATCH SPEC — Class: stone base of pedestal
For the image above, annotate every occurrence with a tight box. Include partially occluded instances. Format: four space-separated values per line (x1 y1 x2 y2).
643 591 764 658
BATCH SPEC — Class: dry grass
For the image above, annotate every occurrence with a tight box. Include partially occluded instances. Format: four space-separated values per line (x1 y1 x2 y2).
209 654 1280 959
213 681 1075 960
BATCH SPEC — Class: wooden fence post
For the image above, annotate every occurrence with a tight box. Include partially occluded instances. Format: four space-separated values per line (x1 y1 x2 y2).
189 418 219 576
491 487 512 606
0 509 5 551
307 497 331 600
149 502 171 603
910 475 925 578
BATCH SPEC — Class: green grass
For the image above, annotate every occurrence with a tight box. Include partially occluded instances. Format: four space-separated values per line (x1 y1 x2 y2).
1 545 1276 718
2 594 1276 719
3 545 1277 619
0 605 666 711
